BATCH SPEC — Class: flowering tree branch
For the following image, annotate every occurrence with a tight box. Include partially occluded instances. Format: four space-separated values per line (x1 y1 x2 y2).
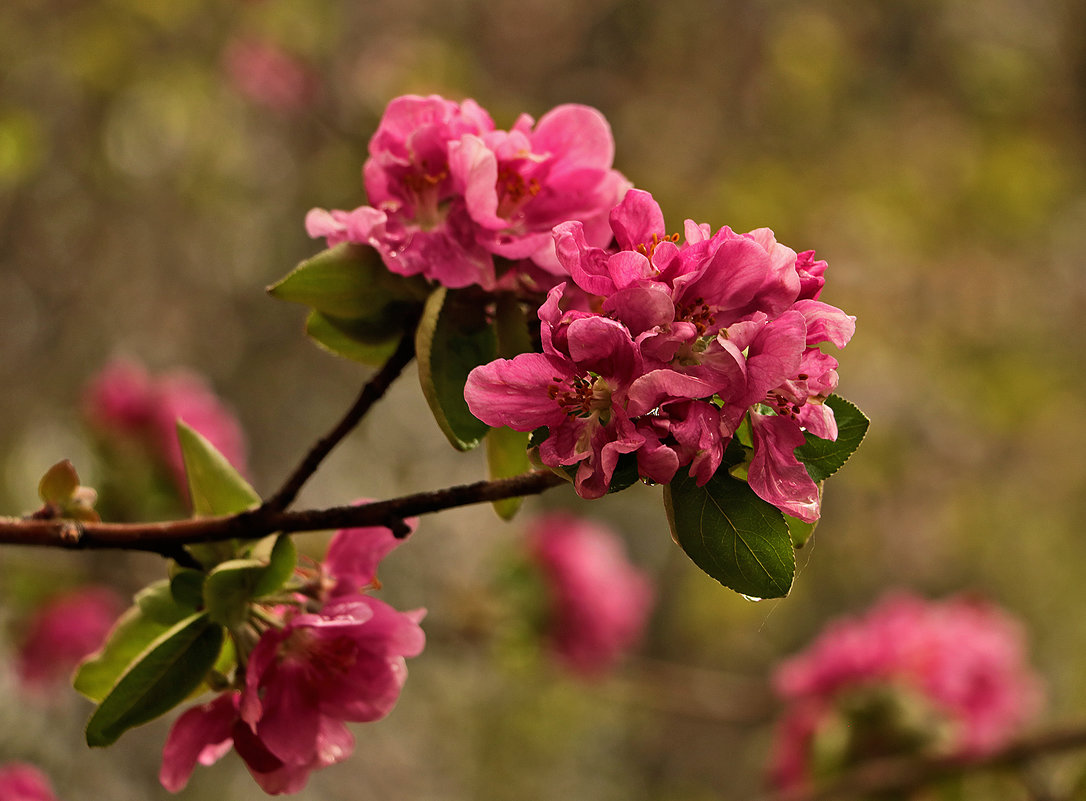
262 327 418 513
0 469 567 556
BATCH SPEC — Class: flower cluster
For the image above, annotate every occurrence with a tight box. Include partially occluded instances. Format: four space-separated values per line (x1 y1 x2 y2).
159 515 425 795
0 763 60 801
306 93 629 291
466 189 854 519
83 359 248 495
768 593 1043 791
526 513 653 678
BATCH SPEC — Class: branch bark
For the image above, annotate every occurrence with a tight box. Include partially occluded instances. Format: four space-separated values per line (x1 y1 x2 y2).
262 328 417 513
0 470 567 555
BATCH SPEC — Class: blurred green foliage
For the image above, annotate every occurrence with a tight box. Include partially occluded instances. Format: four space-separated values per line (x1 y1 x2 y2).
3 0 1086 798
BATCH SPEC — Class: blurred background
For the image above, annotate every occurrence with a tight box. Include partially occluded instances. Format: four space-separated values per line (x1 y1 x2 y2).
2 0 1086 798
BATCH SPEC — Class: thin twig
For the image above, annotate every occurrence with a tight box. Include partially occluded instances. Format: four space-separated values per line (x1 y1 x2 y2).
262 328 417 513
0 470 567 555
767 724 1086 801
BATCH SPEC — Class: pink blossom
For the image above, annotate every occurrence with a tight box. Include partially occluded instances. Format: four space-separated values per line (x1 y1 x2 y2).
323 501 418 597
160 517 425 794
0 763 60 801
542 189 855 513
17 586 124 688
527 513 653 677
768 593 1043 791
307 94 626 290
465 283 646 498
159 691 352 795
84 359 248 497
223 38 316 113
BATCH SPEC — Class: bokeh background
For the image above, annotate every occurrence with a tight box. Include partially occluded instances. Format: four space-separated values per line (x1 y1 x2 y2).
2 0 1086 798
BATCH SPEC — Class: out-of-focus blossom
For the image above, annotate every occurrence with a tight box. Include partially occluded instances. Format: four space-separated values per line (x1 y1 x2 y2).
0 763 60 801
307 94 627 291
223 38 317 113
83 359 248 494
768 593 1043 792
160 512 424 795
526 512 653 677
17 586 124 688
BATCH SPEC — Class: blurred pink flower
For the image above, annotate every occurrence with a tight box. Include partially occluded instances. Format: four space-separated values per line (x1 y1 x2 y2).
223 38 316 113
527 512 654 677
768 592 1043 791
17 586 124 688
0 763 60 801
84 359 248 495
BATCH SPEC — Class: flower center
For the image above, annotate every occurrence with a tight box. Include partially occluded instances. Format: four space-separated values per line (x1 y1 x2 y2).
635 232 680 261
677 297 716 336
548 373 612 422
402 166 448 228
496 164 541 219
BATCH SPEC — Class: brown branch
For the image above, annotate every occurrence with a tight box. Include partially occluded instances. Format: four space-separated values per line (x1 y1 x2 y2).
0 470 567 556
262 328 417 513
769 724 1086 801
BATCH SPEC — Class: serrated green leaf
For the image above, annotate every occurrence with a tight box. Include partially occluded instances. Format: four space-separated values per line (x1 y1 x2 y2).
203 558 265 628
664 471 795 599
487 427 531 520
177 422 260 517
416 287 496 451
74 606 172 703
85 612 223 747
306 310 400 365
135 580 197 625
796 395 870 482
38 459 79 505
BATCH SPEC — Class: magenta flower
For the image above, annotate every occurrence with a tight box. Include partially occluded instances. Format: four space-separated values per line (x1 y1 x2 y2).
465 283 646 498
159 691 352 795
527 513 653 677
307 94 626 290
323 500 418 597
84 359 249 498
17 586 123 689
160 510 424 794
545 188 855 514
768 593 1043 791
0 763 60 801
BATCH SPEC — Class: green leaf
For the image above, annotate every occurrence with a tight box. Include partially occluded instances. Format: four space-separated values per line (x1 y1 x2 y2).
177 422 260 517
306 310 400 365
169 568 206 609
251 534 297 598
786 512 818 549
416 287 496 451
268 243 411 319
85 612 223 747
204 559 265 628
38 459 79 504
487 427 531 520
796 395 870 483
663 471 795 599
74 605 172 703
135 580 197 625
